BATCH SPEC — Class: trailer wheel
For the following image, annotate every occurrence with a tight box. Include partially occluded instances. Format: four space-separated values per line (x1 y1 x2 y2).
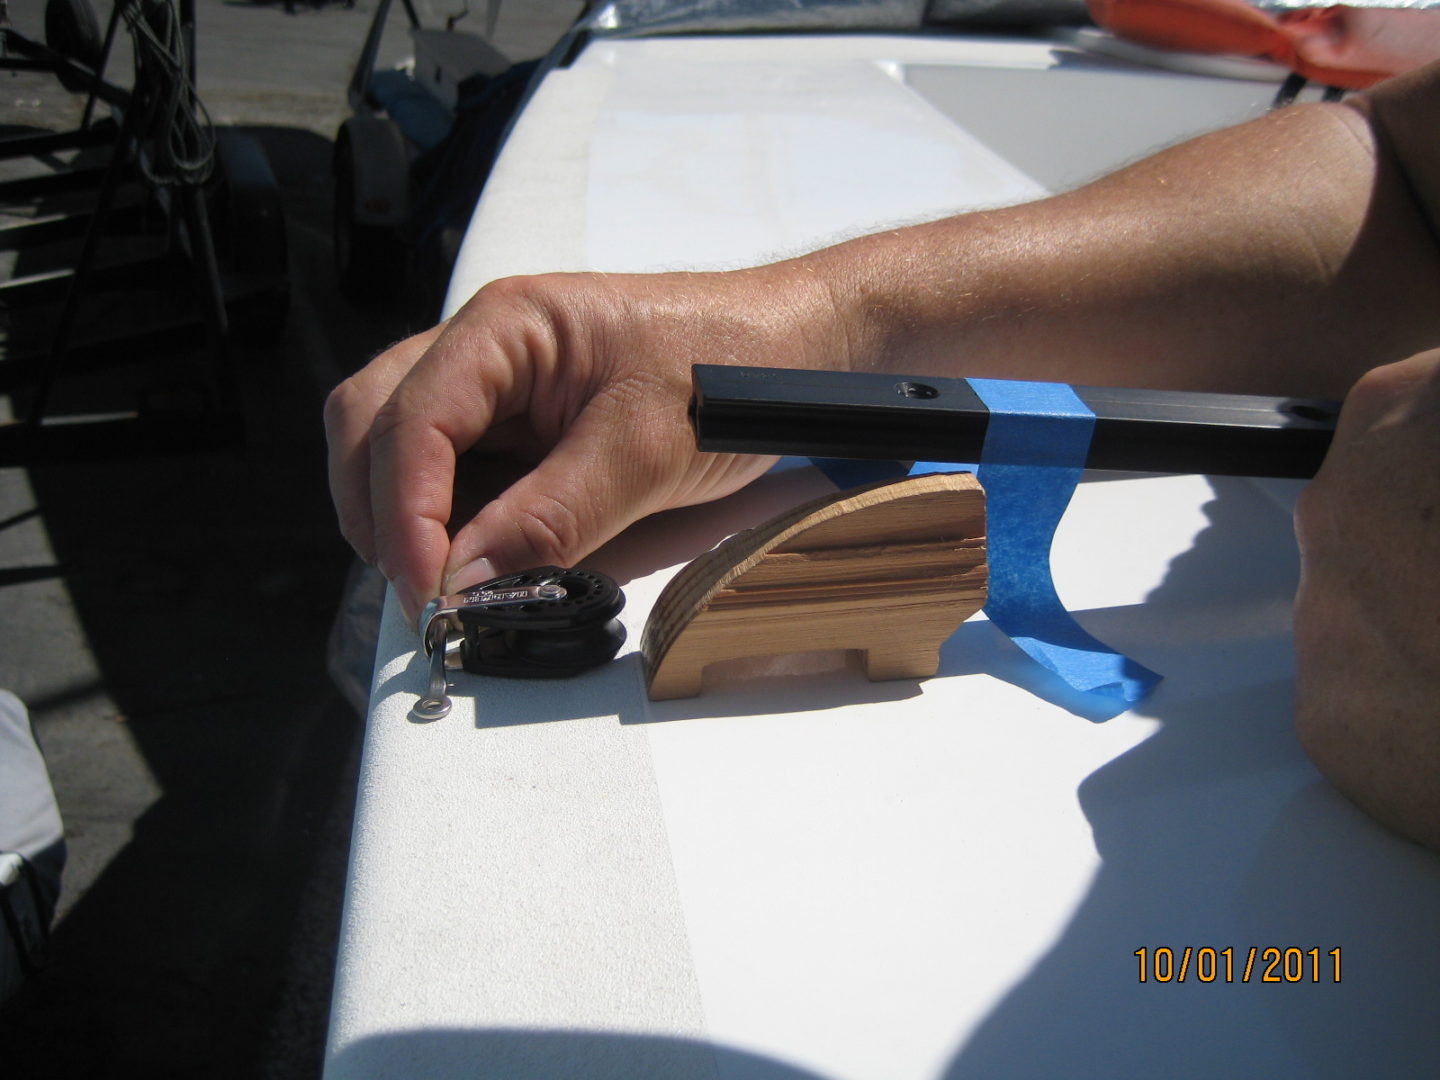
211 132 291 343
44 0 104 91
333 120 410 304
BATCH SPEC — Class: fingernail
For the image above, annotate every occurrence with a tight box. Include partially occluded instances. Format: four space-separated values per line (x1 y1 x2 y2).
446 556 498 593
392 577 423 627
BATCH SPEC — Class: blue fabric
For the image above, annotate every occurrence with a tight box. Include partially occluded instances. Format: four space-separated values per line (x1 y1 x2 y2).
908 378 1160 718
367 70 454 152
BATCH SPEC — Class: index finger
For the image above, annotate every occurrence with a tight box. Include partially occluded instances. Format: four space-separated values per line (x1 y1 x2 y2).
367 309 547 622
324 323 447 566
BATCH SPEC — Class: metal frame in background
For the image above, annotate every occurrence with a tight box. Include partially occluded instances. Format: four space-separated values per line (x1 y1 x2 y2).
0 0 288 466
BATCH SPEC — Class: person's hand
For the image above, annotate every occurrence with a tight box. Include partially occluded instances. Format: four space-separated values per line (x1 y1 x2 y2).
1293 348 1440 851
324 264 855 623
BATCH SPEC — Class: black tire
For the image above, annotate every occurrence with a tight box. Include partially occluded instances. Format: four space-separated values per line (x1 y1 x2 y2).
44 0 104 91
211 133 290 275
333 133 408 305
210 132 291 343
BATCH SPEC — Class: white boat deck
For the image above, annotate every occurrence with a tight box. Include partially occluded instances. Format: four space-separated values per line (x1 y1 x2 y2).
325 32 1440 1079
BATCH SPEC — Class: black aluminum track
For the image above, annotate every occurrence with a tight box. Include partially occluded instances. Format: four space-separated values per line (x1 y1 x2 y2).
690 365 1338 479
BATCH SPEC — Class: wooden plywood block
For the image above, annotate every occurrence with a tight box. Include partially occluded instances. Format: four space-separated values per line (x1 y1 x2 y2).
642 472 987 700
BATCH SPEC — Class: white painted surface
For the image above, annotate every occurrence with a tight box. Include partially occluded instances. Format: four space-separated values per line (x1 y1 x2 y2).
327 33 1440 1080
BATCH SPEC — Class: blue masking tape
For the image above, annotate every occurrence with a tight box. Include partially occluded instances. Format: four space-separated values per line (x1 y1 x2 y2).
909 378 1160 717
811 457 908 491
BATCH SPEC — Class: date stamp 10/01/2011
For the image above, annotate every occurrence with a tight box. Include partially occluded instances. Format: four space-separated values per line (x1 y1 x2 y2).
1136 947 1342 984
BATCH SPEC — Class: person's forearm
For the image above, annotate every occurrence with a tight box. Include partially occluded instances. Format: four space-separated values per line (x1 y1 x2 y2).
801 93 1440 399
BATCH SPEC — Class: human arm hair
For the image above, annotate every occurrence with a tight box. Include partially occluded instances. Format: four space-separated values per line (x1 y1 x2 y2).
808 61 1440 399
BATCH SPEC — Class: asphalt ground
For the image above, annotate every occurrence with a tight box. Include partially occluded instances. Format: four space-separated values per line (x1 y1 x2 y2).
0 1 581 1075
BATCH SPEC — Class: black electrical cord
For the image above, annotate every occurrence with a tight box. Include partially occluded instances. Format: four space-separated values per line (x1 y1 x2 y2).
121 0 215 187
